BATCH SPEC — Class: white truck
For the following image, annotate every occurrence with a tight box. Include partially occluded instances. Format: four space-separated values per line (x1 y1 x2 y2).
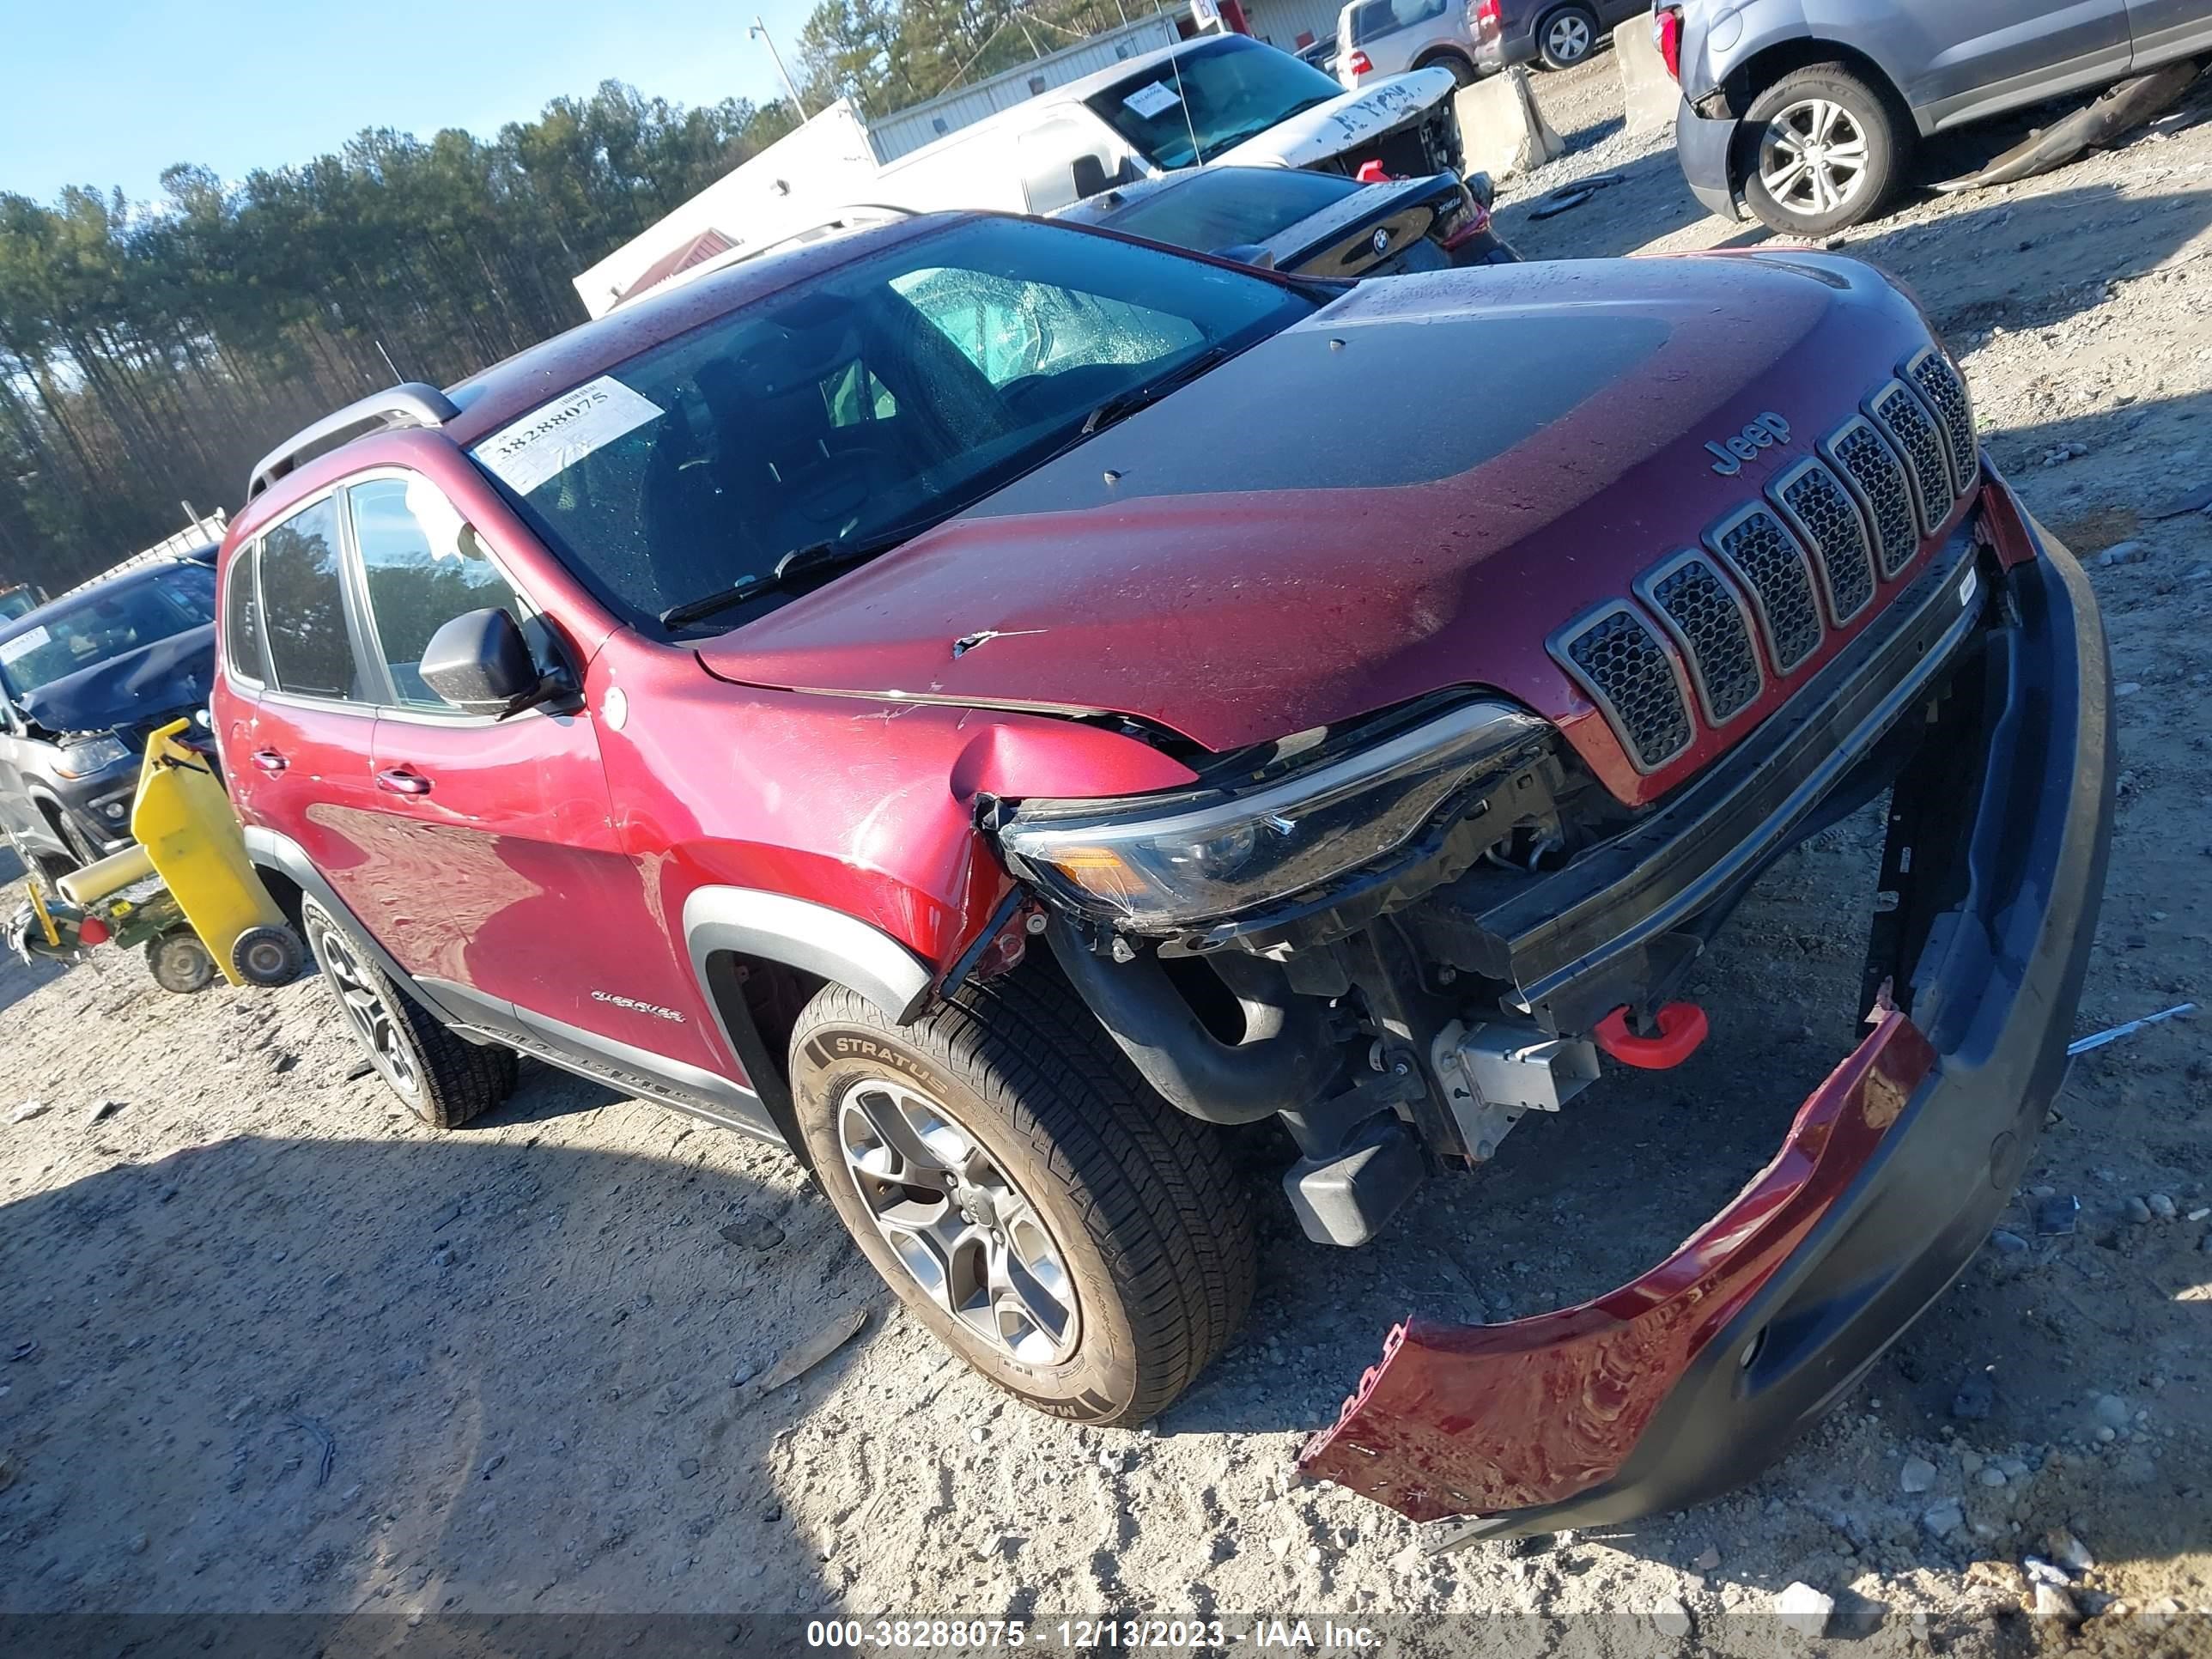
578 33 1464 316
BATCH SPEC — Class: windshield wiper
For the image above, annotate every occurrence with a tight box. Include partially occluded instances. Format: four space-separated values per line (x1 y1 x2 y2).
658 534 906 631
1079 344 1233 438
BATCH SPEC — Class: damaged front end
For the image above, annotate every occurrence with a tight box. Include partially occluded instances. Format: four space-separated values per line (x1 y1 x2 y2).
990 479 2112 1528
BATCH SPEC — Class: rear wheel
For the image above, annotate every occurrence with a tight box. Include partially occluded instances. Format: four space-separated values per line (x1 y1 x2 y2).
1739 64 1907 235
1415 51 1479 88
788 966 1255 1425
1534 3 1600 70
301 896 516 1128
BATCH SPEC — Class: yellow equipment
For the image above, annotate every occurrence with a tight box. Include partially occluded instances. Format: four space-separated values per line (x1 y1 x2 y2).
129 720 303 987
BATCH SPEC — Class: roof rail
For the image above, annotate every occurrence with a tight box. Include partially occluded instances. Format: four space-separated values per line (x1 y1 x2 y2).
246 382 461 501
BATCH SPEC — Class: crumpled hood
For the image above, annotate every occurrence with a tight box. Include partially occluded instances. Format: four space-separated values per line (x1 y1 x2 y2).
1212 67 1457 169
17 625 215 736
697 252 1945 793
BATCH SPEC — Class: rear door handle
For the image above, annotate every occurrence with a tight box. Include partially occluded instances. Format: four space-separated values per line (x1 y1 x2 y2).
375 766 432 797
251 749 288 775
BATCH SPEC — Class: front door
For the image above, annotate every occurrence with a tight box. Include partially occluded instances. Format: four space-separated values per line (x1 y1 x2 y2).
2124 0 2212 62
1909 1 2132 130
339 472 726 1081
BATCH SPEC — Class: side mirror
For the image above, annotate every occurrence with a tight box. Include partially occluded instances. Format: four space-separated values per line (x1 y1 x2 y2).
1465 169 1496 210
419 607 543 716
1070 154 1110 200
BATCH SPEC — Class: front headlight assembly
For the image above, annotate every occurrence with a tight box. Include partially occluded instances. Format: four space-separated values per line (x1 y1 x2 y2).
996 701 1548 932
54 734 132 778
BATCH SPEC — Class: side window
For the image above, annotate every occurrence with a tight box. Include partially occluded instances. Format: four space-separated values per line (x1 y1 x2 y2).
347 475 524 710
223 543 265 684
258 496 364 702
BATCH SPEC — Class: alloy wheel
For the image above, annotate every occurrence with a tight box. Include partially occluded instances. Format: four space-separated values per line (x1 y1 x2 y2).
313 921 420 1098
1545 12 1592 63
837 1074 1079 1364
1758 97 1871 220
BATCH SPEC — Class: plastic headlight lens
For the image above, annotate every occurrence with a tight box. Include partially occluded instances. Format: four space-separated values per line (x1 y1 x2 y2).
54 735 131 778
999 702 1547 930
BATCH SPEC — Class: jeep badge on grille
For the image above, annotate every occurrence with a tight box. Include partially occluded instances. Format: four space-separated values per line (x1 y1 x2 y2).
1705 413 1793 476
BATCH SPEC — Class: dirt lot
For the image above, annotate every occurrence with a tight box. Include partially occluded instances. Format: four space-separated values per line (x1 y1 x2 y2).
5 52 2212 1651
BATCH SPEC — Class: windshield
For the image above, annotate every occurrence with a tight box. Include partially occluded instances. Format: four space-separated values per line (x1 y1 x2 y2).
0 589 35 622
0 565 216 700
1103 167 1364 252
1085 38 1346 169
471 216 1316 636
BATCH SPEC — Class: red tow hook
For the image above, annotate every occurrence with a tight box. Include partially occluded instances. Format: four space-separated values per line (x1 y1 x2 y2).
1595 1002 1710 1069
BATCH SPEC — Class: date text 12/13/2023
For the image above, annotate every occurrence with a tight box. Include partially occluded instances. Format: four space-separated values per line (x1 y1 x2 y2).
804 1619 1383 1649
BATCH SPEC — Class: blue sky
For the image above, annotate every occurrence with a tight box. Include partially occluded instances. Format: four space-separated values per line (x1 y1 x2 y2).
1 0 818 205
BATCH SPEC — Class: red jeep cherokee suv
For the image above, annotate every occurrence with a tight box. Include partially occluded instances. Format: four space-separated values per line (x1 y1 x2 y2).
212 211 2111 1534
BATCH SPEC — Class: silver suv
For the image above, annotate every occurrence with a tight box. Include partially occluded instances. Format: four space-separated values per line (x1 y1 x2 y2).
1665 0 2212 235
1337 0 1642 88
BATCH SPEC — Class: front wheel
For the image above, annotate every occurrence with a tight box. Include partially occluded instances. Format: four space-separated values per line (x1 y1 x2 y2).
1739 64 1907 235
788 966 1255 1425
1534 3 1600 70
301 896 517 1128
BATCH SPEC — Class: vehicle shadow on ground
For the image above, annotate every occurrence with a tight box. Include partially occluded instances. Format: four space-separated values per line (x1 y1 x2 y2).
0 1124 872 1613
1839 180 2212 337
1496 144 1710 259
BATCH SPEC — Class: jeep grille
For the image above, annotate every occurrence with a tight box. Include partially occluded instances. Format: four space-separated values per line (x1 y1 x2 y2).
1867 380 1954 535
1638 555 1763 726
1551 359 1978 781
1708 504 1823 672
1825 417 1919 580
1905 348 1978 493
1772 459 1875 625
1557 606 1692 771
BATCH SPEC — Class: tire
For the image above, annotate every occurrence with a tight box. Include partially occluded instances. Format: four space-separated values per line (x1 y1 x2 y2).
788 965 1256 1426
300 896 517 1128
1534 3 1600 70
1739 64 1908 236
147 928 216 994
231 922 306 987
1416 51 1479 88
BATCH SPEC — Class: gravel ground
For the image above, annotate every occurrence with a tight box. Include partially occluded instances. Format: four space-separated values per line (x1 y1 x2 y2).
4 53 2212 1651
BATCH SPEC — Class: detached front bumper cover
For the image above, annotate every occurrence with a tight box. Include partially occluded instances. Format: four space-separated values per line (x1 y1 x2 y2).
1302 518 2112 1534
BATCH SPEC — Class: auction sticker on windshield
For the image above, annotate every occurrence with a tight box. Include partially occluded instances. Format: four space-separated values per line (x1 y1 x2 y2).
473 375 665 496
1122 81 1183 119
0 625 49 666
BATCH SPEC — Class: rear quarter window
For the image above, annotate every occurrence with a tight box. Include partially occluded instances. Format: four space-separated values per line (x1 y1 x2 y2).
223 544 266 684
257 496 366 702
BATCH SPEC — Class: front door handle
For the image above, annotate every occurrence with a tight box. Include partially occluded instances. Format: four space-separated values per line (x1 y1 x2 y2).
251 748 288 775
375 766 432 797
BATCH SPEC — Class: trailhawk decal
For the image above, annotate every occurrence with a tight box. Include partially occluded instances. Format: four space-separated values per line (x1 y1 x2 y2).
591 989 686 1023
474 374 664 496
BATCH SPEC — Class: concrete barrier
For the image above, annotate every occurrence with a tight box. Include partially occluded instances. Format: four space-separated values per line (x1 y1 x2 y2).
1614 15 1679 136
1453 68 1565 184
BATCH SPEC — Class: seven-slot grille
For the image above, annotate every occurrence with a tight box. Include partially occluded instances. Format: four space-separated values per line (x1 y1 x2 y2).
1905 348 1978 492
1825 417 1919 579
1866 380 1954 534
1771 458 1875 624
1553 356 1976 777
1707 504 1823 672
1560 606 1692 770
